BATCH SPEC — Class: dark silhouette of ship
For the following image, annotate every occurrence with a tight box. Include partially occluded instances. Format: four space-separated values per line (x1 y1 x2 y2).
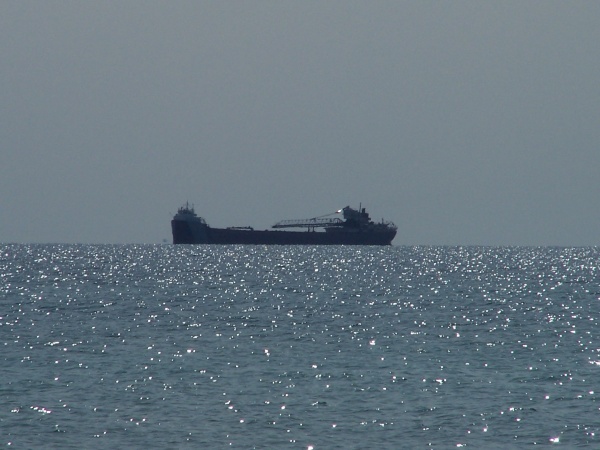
171 203 396 245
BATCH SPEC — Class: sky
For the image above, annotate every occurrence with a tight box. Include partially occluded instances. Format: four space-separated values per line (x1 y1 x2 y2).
2 1 600 246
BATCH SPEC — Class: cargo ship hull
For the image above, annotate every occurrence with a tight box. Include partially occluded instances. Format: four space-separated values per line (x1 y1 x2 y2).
171 204 397 245
172 220 396 245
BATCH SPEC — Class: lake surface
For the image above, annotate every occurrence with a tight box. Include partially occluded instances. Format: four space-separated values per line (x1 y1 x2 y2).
2 244 600 448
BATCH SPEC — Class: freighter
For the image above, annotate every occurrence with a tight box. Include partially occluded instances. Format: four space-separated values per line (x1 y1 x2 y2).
171 203 396 245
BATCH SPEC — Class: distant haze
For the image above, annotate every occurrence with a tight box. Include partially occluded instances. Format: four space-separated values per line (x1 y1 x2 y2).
2 1 599 245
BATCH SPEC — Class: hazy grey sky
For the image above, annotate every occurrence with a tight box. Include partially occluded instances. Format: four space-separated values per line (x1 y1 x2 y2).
2 1 599 245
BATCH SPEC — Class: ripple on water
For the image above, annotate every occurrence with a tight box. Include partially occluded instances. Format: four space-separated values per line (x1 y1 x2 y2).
1 244 600 447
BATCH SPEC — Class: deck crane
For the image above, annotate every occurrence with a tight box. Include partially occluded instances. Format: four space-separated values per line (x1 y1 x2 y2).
272 209 344 230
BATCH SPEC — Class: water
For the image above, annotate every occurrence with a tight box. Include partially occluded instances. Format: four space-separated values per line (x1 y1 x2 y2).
2 244 600 448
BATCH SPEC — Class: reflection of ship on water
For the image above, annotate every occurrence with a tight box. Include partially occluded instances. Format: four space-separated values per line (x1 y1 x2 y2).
171 204 397 245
